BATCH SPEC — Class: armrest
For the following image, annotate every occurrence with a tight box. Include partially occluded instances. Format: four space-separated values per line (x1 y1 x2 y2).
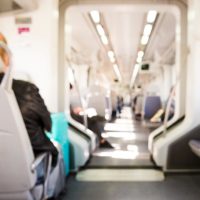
31 153 48 172
189 140 200 157
31 153 53 199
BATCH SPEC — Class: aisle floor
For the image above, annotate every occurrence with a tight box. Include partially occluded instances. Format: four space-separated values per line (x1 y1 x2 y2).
87 106 154 168
58 174 200 200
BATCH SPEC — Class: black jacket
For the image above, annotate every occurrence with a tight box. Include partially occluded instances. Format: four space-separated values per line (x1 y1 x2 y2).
0 73 58 166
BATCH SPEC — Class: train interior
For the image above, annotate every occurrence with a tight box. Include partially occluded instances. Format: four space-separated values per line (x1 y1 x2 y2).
1 0 200 200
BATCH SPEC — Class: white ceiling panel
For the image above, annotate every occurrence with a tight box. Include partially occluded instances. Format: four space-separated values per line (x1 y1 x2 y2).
104 11 145 83
145 13 176 63
66 6 176 88
67 7 100 60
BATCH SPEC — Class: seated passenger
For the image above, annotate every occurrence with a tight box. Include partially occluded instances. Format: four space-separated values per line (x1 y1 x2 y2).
69 83 113 148
134 94 144 120
0 33 58 167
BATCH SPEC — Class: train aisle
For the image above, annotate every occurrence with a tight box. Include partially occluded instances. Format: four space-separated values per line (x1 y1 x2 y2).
60 174 200 200
87 106 154 168
58 107 200 200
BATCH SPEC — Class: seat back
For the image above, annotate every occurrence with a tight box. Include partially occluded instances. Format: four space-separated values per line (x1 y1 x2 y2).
0 84 36 194
0 42 36 194
144 96 162 120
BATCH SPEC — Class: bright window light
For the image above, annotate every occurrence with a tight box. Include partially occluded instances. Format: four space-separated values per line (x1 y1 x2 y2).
96 24 105 36
127 145 138 152
143 24 152 36
136 56 142 63
101 35 108 45
93 150 139 160
114 118 134 124
90 10 100 23
113 64 122 81
147 10 157 23
111 144 121 150
138 51 144 58
104 123 136 132
141 35 149 45
101 132 136 140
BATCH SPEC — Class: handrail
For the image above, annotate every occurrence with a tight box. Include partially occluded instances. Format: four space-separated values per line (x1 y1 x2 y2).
163 84 176 134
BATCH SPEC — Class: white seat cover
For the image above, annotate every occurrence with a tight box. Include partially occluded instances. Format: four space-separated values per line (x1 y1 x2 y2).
0 84 36 193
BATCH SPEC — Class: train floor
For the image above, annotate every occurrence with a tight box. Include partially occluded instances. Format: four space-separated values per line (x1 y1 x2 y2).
87 106 155 168
58 173 200 200
57 106 200 200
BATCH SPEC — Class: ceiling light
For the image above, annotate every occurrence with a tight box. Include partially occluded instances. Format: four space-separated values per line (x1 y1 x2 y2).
136 56 142 63
141 35 149 45
147 10 157 23
101 35 108 45
90 10 100 23
130 64 140 88
143 24 152 36
108 51 115 63
96 24 105 36
113 64 122 81
138 51 144 58
108 51 114 58
110 57 115 63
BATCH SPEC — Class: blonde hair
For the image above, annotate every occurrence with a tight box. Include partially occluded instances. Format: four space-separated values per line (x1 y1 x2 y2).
0 33 9 70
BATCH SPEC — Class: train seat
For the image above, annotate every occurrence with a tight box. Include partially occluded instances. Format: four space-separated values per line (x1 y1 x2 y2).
189 140 200 157
0 46 64 199
144 95 162 120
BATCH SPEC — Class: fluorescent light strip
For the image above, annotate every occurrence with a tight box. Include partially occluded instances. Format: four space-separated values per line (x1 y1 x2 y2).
90 10 100 23
138 51 144 58
101 132 136 140
110 57 115 63
96 24 105 36
113 64 122 81
127 145 139 152
130 64 140 87
141 35 149 45
136 56 142 63
101 35 108 45
143 24 152 36
147 10 157 23
108 51 114 58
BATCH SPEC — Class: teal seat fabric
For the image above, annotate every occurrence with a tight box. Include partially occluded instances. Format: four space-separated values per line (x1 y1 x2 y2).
47 113 69 176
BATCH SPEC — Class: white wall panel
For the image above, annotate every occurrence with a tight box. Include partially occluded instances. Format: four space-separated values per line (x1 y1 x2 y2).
0 0 59 112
